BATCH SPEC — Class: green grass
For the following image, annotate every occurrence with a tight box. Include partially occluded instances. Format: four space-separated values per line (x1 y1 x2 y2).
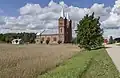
38 49 120 78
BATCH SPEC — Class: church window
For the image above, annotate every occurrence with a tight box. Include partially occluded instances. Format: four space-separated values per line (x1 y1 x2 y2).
47 37 50 41
67 31 68 34
61 22 62 24
42 37 44 41
59 20 63 25
53 37 57 41
60 28 62 33
37 40 39 42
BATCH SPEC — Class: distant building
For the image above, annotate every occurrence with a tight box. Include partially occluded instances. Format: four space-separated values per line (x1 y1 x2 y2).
12 39 24 44
35 7 72 44
114 38 120 43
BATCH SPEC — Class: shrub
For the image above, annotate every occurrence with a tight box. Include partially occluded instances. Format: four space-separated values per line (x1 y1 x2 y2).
46 40 49 44
58 40 62 44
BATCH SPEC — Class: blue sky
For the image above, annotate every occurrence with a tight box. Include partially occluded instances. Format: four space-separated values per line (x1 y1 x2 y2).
0 0 115 16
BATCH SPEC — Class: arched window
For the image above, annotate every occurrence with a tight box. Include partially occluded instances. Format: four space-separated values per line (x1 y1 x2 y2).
42 37 44 41
53 37 57 41
37 40 39 42
60 28 62 33
47 37 50 41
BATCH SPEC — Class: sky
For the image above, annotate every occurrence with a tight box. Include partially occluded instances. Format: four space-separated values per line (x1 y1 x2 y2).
0 0 119 39
0 0 115 16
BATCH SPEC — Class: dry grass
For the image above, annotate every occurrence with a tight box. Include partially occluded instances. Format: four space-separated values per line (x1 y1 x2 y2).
0 44 80 78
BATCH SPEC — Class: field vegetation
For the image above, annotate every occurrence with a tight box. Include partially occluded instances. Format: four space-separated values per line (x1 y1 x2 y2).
0 44 80 78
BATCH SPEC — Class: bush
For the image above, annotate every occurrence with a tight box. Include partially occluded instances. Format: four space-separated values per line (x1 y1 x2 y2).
58 40 62 44
46 40 49 44
40 41 43 44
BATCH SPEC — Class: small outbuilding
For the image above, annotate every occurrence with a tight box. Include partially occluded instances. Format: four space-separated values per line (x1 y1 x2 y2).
11 39 24 45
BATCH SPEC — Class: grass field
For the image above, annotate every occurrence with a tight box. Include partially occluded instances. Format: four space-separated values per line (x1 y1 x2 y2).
39 48 120 78
0 44 80 78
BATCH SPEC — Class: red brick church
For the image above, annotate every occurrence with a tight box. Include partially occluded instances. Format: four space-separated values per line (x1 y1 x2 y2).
35 7 72 44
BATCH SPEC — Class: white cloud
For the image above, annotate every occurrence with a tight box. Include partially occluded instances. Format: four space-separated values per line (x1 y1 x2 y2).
90 3 111 21
101 0 120 38
112 0 120 15
0 0 117 38
0 16 6 25
19 3 41 15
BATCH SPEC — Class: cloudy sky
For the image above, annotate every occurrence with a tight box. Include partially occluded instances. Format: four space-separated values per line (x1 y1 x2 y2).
0 0 119 38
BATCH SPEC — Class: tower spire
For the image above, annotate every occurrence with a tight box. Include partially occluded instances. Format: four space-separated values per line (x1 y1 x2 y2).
60 7 65 18
60 1 65 18
66 12 69 20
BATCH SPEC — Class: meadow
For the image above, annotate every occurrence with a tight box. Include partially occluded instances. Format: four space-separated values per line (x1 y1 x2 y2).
0 44 80 78
39 48 120 78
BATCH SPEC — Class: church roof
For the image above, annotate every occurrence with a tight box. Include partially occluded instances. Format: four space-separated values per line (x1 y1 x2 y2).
12 39 22 42
40 34 59 36
36 29 58 36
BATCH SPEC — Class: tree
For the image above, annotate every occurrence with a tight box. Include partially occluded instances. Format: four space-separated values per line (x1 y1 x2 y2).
0 33 36 43
0 34 5 42
76 13 103 50
109 36 114 44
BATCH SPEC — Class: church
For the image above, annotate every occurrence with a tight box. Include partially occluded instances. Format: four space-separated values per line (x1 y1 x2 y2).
35 7 72 44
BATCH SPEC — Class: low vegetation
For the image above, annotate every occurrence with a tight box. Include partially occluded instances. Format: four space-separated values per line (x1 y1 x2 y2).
0 44 79 78
38 48 120 78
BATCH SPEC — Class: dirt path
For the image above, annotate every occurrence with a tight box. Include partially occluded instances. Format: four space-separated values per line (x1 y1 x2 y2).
105 44 120 72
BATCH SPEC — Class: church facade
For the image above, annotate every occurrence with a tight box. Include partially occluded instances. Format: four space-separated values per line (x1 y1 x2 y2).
35 8 72 44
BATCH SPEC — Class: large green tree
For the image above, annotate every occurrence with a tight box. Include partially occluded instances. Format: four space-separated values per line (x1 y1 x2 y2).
76 13 104 50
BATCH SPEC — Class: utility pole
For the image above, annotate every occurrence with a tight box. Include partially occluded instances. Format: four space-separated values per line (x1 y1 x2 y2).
40 30 45 42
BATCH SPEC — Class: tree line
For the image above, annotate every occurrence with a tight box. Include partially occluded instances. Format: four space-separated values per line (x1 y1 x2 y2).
0 32 36 43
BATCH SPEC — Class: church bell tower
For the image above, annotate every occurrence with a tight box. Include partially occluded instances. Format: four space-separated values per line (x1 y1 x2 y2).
58 6 65 43
58 1 72 43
